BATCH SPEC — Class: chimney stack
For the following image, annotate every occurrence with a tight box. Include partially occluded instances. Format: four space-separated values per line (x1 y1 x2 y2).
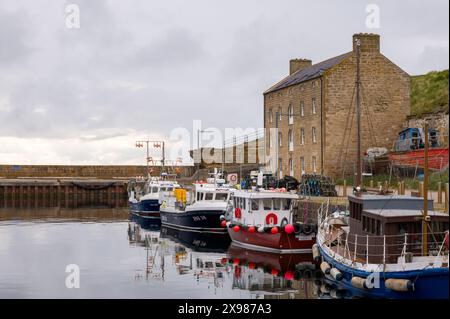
353 33 380 53
289 59 312 75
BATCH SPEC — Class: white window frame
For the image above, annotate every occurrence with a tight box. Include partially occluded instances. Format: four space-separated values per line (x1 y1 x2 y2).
300 157 305 175
288 129 294 151
289 158 294 177
300 128 305 145
288 105 294 125
300 102 305 117
312 98 317 114
312 127 317 144
312 156 317 173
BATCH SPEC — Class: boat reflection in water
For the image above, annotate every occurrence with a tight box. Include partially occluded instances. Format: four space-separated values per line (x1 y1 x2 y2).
127 222 231 290
160 225 231 253
226 243 321 299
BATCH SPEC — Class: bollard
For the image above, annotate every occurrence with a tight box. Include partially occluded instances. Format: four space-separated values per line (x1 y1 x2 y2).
418 181 424 198
370 180 374 188
445 183 449 212
398 182 402 195
384 181 389 191
437 182 442 204
343 180 347 197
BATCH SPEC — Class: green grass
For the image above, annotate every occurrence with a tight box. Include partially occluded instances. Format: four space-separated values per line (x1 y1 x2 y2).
335 168 449 191
411 70 449 116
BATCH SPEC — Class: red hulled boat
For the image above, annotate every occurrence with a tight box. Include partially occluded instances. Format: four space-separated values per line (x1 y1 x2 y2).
223 188 316 253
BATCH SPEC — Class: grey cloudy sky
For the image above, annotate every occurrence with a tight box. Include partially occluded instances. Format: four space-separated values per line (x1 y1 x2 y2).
0 0 448 165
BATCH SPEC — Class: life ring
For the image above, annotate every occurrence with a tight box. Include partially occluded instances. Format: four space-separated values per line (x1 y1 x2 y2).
235 207 242 219
265 213 278 225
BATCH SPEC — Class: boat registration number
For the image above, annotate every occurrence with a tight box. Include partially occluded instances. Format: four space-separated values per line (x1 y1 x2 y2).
296 235 313 240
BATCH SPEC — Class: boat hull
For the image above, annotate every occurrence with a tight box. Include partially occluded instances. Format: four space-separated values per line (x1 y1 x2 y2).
228 228 315 254
160 209 227 233
318 244 449 299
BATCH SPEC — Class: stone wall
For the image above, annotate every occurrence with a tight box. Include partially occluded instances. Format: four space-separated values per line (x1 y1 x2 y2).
324 38 410 177
0 165 195 179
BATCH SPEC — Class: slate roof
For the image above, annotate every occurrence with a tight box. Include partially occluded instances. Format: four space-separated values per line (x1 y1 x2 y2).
264 52 353 94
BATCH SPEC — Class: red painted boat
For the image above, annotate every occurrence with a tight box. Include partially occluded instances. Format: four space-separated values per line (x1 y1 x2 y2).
389 147 449 171
224 189 316 254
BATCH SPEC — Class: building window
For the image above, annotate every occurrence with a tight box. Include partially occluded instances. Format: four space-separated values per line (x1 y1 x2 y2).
300 102 305 117
269 109 273 123
312 127 317 144
289 158 293 176
278 132 282 147
300 128 305 145
288 104 293 125
278 107 282 122
312 81 317 88
300 157 305 175
312 156 317 173
312 98 317 114
288 129 293 151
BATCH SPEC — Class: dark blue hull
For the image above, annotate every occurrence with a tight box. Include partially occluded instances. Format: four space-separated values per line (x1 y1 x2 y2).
160 209 227 234
319 245 449 299
129 198 160 213
160 226 230 252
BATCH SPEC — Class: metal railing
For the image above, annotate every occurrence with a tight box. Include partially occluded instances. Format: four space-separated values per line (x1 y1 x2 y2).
317 201 449 267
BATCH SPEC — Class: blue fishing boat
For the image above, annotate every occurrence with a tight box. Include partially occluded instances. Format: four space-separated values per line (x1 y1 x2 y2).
128 174 180 229
315 195 449 299
159 170 234 233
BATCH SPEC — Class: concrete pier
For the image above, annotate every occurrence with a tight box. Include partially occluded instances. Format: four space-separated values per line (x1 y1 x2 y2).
0 179 129 208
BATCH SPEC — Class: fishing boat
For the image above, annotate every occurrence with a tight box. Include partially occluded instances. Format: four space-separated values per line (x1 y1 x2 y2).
314 39 449 299
159 170 234 233
224 179 317 253
128 174 180 228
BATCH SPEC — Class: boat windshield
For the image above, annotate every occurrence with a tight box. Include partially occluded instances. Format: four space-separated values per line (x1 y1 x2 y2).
150 186 159 193
215 193 228 201
204 193 214 200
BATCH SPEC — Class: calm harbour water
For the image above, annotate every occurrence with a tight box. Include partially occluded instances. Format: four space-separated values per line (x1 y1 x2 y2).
0 207 336 299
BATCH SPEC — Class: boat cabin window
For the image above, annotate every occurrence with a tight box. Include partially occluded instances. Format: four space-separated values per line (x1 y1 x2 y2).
215 193 228 201
204 193 214 201
273 199 281 210
263 199 272 210
251 199 259 211
350 201 362 221
151 187 159 193
283 199 291 210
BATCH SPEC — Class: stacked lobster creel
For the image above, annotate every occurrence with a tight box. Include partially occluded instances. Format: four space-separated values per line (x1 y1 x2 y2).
298 174 337 197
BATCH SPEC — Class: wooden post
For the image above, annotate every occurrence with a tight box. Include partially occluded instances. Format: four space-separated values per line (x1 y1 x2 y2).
343 180 347 197
398 182 402 195
384 180 389 192
419 181 424 198
445 183 449 213
402 181 406 195
370 180 374 188
437 182 442 204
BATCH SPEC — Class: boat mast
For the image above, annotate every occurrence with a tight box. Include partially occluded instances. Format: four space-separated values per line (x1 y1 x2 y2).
355 39 362 188
422 122 429 256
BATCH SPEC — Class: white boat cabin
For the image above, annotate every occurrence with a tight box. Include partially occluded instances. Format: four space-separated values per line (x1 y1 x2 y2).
230 190 299 227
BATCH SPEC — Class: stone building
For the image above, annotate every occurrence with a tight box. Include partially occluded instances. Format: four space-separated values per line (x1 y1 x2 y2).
264 33 411 179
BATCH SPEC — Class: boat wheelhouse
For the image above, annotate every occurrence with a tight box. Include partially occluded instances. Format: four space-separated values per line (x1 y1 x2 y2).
316 193 449 299
159 173 234 233
128 176 180 228
225 189 316 253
